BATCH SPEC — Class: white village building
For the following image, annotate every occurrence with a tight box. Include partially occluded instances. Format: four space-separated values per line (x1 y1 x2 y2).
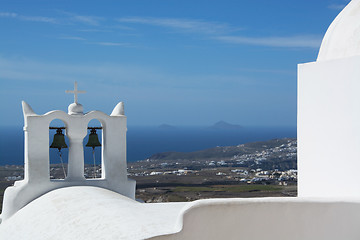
1 1 360 239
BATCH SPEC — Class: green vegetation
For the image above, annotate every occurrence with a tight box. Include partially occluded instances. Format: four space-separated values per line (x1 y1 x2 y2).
173 185 282 193
167 194 188 202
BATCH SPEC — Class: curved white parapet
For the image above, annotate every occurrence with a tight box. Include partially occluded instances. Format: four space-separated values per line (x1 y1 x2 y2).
0 186 359 240
0 187 186 240
151 198 360 240
317 0 360 61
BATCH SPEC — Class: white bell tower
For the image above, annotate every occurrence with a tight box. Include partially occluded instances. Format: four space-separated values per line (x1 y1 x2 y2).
1 82 135 221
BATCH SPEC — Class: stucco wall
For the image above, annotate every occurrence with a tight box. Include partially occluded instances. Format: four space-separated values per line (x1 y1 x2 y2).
298 56 360 198
151 198 360 240
1 187 359 240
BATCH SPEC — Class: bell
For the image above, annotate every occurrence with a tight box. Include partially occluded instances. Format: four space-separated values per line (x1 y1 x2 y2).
50 128 68 151
86 128 101 149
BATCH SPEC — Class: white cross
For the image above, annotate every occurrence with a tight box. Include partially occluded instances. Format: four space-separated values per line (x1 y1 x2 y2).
65 81 86 104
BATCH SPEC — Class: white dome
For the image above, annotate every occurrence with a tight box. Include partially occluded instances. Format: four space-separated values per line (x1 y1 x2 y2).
0 186 186 240
317 0 360 61
68 102 84 115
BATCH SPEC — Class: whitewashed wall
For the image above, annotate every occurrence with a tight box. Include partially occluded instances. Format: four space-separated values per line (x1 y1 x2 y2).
298 56 360 197
151 198 360 240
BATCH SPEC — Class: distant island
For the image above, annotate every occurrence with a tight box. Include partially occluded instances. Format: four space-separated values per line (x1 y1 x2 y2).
208 121 243 130
158 121 242 130
158 124 177 129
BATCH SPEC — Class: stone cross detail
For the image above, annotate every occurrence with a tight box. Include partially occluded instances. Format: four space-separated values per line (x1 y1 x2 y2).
66 81 86 104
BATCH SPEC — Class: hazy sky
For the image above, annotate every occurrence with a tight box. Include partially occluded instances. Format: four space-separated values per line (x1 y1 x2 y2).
0 0 350 127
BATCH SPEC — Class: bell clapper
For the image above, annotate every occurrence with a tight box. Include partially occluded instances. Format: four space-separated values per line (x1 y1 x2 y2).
92 147 96 178
57 149 67 178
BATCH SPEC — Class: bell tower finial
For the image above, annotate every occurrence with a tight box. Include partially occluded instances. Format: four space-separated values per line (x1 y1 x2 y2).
66 81 86 104
66 81 86 115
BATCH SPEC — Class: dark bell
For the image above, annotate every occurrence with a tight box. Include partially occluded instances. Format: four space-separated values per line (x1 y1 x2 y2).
86 128 101 149
50 128 68 151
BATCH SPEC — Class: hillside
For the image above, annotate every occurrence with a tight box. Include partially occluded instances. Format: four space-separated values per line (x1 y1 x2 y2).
148 138 297 171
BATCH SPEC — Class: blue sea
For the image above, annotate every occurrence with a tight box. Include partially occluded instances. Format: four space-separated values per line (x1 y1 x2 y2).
0 126 296 166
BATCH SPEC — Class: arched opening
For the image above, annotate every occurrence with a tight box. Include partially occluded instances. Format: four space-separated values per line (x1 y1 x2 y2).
84 119 103 179
49 119 68 180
